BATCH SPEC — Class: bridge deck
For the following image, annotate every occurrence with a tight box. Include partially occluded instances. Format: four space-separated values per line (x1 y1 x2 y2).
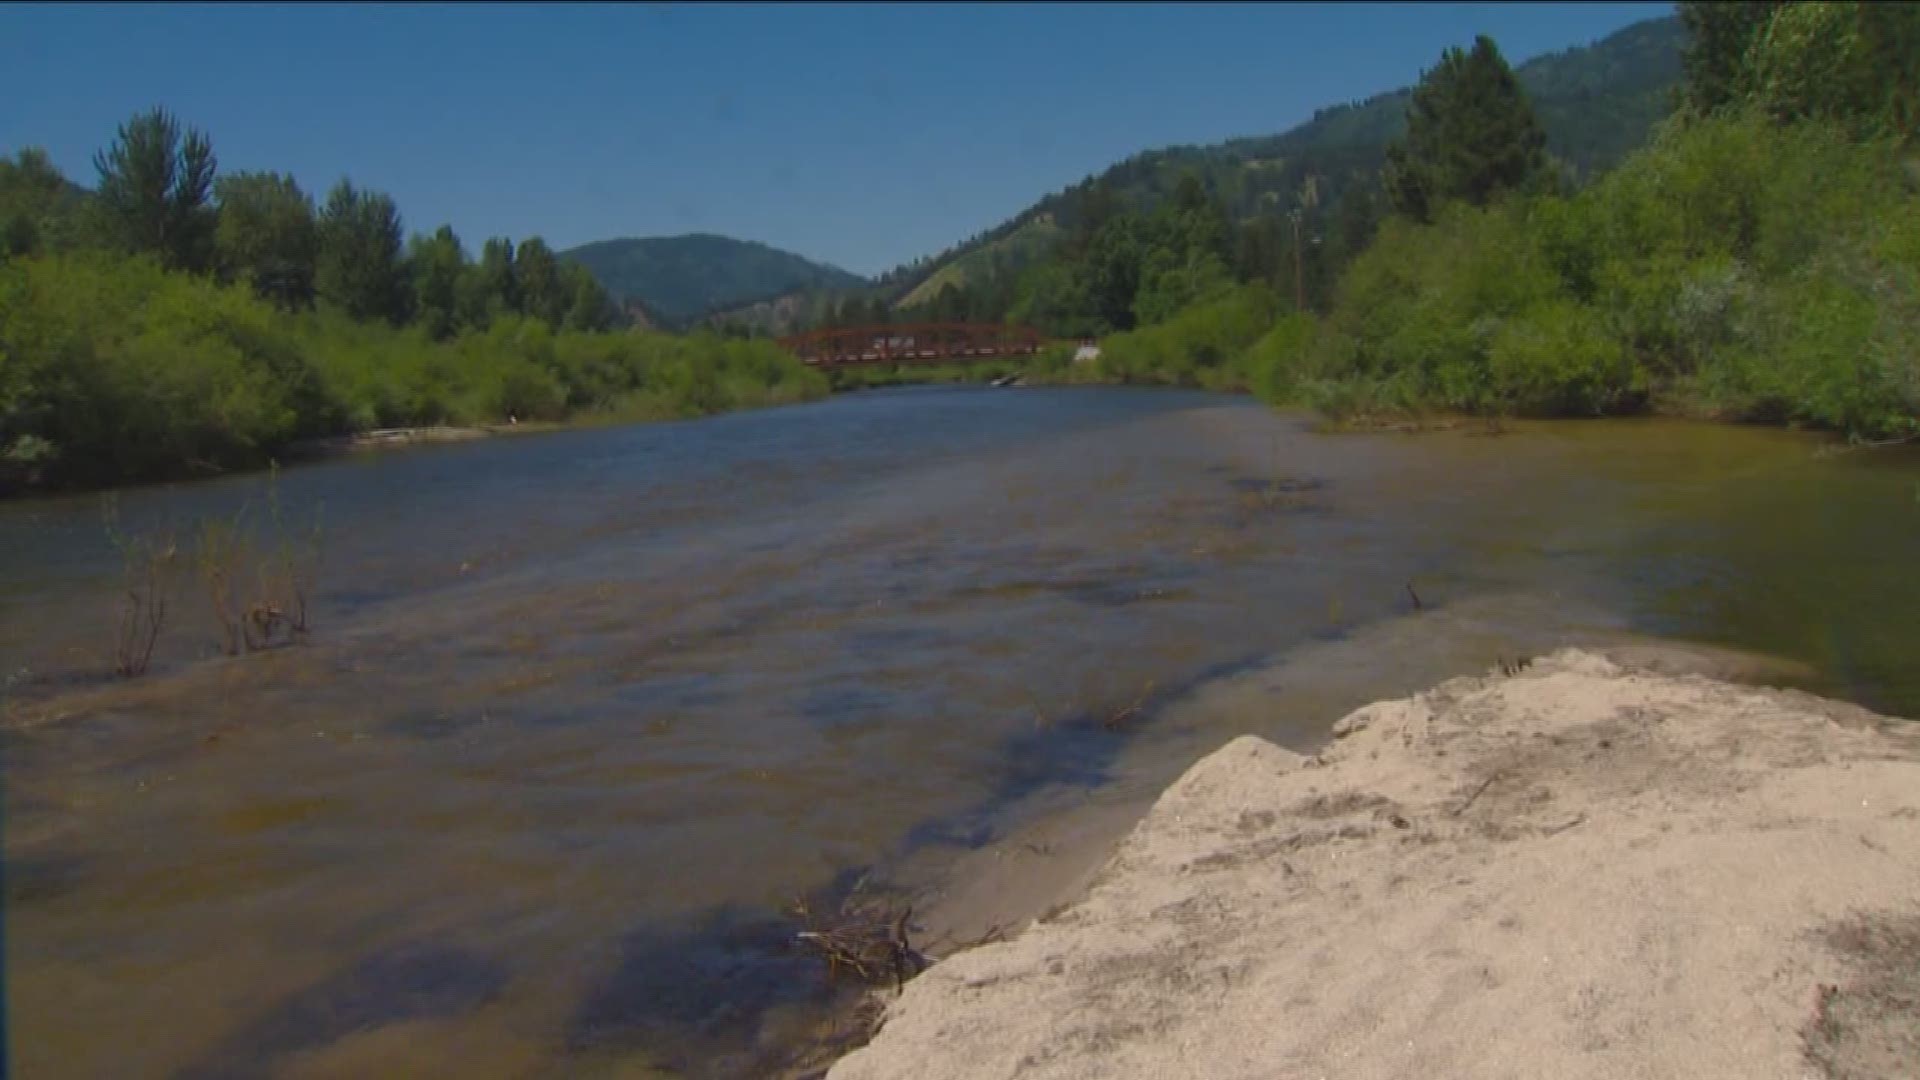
776 322 1045 368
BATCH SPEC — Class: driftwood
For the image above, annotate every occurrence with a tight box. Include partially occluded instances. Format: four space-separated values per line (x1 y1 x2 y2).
792 886 928 992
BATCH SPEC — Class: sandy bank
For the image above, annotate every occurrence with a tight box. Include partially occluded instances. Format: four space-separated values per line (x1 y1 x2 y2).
830 649 1920 1079
281 423 576 458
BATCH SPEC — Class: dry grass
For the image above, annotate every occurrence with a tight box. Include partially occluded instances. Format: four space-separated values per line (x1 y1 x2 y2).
101 497 177 678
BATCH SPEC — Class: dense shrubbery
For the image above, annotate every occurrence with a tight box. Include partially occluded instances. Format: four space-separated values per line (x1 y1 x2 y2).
1251 113 1920 436
1019 3 1920 443
0 253 827 492
1081 285 1278 390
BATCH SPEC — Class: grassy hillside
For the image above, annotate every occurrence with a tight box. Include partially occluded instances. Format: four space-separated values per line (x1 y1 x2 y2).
560 233 866 328
876 15 1685 306
895 214 1064 309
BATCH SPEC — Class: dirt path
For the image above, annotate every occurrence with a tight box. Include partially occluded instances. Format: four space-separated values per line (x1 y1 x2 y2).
829 649 1920 1079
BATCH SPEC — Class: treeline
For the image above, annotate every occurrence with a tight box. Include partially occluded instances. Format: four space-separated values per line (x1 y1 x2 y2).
6 110 619 335
1025 2 1920 442
0 110 828 493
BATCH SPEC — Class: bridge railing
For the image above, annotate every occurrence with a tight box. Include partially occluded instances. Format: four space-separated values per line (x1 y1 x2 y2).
776 322 1047 368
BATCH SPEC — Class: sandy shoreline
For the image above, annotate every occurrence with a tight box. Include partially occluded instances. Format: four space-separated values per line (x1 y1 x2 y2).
829 647 1920 1079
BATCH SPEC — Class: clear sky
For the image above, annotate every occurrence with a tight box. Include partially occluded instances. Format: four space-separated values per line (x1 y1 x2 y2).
1 2 1673 276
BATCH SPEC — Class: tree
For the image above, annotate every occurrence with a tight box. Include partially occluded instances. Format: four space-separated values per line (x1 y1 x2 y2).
1328 182 1382 266
92 107 218 272
1384 35 1547 221
1233 215 1286 286
514 237 565 327
315 179 408 324
1084 214 1147 332
408 225 468 339
561 262 615 332
1678 1 1789 115
213 171 317 309
0 149 79 260
1739 2 1920 137
476 237 518 318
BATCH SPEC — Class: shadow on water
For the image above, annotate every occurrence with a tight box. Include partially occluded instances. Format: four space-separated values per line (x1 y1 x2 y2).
177 943 509 1080
564 906 841 1075
551 649 1276 1075
900 650 1273 853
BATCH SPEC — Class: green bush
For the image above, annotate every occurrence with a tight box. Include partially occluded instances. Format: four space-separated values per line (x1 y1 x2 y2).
1288 111 1920 438
1095 284 1278 389
0 253 830 493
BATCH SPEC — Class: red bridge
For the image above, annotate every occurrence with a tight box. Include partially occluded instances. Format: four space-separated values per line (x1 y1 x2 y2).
776 322 1045 368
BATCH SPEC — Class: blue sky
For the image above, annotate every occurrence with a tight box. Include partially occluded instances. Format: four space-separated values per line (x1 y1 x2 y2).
1 2 1672 276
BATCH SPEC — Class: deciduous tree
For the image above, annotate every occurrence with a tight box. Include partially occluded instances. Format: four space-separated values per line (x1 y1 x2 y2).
315 179 408 324
214 171 317 309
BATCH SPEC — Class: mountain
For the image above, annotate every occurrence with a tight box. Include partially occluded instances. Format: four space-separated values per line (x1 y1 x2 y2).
558 233 866 328
871 15 1687 308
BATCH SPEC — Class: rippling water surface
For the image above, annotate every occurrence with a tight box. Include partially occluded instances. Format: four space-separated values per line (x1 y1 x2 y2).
4 386 1917 1077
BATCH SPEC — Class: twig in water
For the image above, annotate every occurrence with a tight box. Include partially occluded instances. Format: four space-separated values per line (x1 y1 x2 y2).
1104 681 1155 731
1406 581 1424 611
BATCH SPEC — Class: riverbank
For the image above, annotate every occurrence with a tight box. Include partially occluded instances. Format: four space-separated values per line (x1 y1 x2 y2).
829 647 1920 1079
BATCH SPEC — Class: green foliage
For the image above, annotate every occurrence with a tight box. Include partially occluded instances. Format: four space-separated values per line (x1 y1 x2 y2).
315 180 408 324
408 225 467 340
214 171 317 310
1385 35 1548 221
1241 312 1324 404
560 233 864 328
1676 1 1786 115
515 237 566 328
1291 112 1919 438
0 148 90 260
0 252 828 493
1740 2 1920 138
1092 285 1279 389
0 253 312 489
92 107 218 272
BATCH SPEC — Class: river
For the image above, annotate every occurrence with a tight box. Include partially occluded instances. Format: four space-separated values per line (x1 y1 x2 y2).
4 386 1917 1077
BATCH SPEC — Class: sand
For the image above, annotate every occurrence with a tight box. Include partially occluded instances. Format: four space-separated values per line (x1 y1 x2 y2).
828 649 1920 1080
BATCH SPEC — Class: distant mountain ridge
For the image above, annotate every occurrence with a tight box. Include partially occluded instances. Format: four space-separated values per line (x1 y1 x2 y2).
559 232 866 329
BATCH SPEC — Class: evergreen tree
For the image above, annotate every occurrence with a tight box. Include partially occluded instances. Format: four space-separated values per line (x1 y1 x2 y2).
1384 35 1547 221
93 107 218 272
315 179 408 324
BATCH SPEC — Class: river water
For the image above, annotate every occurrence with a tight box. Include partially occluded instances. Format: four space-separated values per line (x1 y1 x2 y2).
3 387 1917 1077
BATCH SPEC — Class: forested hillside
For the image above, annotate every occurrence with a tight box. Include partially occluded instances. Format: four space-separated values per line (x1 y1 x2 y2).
859 15 1685 322
560 234 866 329
1008 2 1919 444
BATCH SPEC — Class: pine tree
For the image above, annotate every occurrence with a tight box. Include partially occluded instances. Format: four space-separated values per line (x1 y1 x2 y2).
1383 35 1547 222
93 107 218 272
